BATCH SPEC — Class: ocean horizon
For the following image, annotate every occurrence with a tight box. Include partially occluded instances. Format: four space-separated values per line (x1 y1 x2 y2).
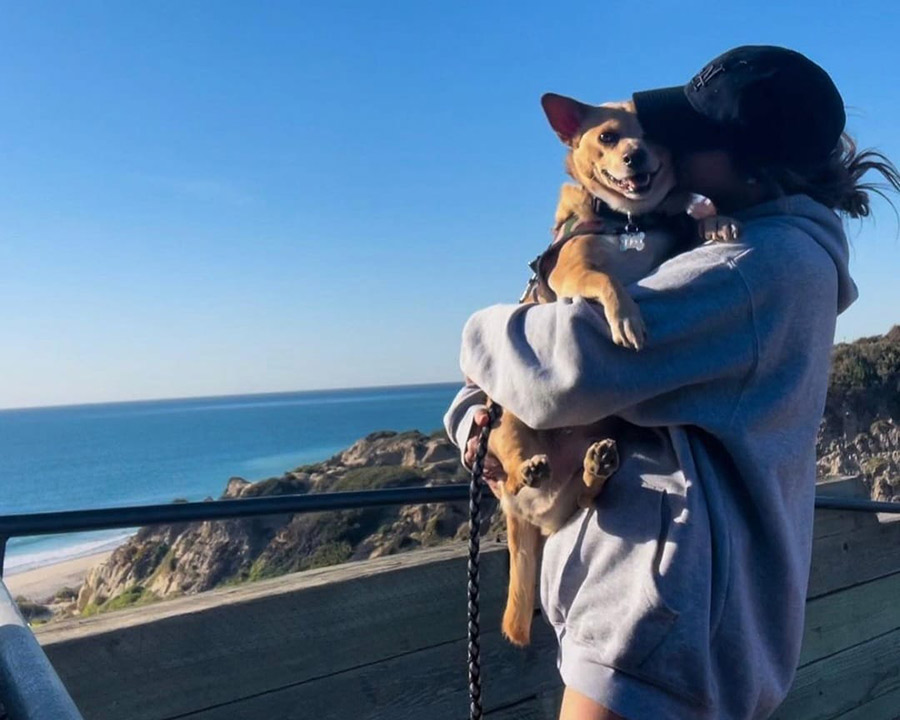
0 382 463 573
0 380 460 413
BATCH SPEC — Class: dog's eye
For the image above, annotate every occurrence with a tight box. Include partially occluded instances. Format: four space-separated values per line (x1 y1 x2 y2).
598 132 619 145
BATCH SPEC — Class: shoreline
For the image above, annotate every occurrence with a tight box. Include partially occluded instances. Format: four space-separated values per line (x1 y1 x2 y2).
4 530 135 576
5 550 113 603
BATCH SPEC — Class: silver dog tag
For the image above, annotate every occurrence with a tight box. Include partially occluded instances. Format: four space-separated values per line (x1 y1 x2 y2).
619 231 646 252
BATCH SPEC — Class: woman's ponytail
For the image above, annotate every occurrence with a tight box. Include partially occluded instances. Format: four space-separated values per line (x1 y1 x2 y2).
752 134 900 219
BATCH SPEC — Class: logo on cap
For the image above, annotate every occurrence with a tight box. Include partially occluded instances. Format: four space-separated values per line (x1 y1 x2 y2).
691 63 725 91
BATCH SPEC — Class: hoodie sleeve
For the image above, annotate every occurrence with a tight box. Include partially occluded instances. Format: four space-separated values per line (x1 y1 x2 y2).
459 244 758 430
442 382 487 465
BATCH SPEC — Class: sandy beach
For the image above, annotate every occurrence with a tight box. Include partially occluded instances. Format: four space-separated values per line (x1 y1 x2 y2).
5 551 112 603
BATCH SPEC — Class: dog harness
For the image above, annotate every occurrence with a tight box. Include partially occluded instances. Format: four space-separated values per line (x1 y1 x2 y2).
520 204 666 303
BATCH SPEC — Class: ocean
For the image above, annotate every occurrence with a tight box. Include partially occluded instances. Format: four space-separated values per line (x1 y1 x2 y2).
0 383 462 573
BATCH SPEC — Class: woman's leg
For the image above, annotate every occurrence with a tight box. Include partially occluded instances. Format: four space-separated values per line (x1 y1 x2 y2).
559 686 626 720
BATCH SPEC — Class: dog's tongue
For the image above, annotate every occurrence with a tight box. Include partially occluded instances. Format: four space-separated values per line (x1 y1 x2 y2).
624 173 651 193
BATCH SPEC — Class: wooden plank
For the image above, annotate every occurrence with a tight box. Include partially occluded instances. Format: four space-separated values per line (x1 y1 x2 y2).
774 628 900 720
808 513 900 599
814 508 874 541
816 477 867 498
815 477 867 493
833 687 900 720
486 687 563 719
808 477 900 599
814 477 872 540
38 543 503 642
186 620 561 720
800 572 900 666
39 544 512 720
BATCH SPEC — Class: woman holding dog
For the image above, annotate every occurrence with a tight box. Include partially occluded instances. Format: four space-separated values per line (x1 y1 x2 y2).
445 46 900 720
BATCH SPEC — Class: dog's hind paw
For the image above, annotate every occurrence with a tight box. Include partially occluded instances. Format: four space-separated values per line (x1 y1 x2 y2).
580 439 618 509
584 439 619 486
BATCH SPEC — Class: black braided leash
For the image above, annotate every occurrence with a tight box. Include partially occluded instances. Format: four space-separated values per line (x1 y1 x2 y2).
467 402 502 720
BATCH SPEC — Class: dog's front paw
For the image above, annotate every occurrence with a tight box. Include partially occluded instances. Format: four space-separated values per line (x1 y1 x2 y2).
604 295 646 350
698 216 742 243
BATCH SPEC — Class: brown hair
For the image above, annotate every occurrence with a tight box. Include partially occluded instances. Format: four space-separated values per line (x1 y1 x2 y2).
745 134 900 219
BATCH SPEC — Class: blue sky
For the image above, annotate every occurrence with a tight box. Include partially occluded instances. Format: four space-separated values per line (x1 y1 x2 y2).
1 1 899 408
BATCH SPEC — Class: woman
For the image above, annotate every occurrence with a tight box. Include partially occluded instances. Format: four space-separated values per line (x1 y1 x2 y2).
444 46 900 720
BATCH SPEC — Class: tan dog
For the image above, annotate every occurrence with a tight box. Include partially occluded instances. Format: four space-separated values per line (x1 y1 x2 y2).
489 93 738 646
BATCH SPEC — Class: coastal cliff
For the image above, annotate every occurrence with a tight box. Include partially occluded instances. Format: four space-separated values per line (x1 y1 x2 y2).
75 430 497 614
817 326 900 499
46 325 900 618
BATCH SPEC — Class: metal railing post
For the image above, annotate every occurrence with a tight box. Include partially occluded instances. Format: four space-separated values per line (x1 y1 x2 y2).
0 579 84 720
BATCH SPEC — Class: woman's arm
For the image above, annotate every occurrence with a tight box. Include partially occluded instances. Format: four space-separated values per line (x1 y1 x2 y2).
459 244 758 430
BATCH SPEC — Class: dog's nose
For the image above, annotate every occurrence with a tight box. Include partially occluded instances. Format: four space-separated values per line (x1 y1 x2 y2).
623 148 647 167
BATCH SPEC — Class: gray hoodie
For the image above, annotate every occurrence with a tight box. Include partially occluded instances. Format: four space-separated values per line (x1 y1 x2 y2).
444 195 856 719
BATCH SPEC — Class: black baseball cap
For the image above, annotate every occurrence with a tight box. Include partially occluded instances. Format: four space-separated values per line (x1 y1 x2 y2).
633 46 846 165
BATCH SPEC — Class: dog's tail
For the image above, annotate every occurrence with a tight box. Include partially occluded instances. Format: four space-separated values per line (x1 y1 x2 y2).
501 513 542 647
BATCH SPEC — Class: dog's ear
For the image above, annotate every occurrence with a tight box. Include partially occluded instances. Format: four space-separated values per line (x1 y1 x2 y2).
541 93 593 145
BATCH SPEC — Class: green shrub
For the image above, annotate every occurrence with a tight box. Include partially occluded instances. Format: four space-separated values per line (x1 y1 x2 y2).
303 541 353 570
53 587 79 602
15 597 51 622
246 475 311 497
332 466 424 491
82 585 159 616
825 328 900 435
862 457 891 477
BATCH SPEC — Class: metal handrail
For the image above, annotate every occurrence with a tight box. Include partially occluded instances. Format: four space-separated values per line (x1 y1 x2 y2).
0 485 470 574
812 495 900 513
1 486 897 573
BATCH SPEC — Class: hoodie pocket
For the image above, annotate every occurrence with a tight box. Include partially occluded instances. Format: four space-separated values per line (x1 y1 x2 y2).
610 489 713 707
612 490 681 669
542 479 715 706
593 489 680 670
559 488 680 670
608 579 680 670
560 488 715 705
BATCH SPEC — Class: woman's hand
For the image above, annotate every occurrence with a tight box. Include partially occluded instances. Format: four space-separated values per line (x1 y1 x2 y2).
464 409 505 499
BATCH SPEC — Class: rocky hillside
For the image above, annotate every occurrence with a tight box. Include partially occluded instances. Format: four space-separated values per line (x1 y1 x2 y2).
69 326 900 618
817 325 900 499
76 430 501 615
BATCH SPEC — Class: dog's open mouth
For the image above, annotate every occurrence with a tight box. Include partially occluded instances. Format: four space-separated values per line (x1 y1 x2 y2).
600 168 658 196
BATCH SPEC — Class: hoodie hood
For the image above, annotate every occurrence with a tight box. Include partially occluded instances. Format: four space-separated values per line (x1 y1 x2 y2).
733 194 858 313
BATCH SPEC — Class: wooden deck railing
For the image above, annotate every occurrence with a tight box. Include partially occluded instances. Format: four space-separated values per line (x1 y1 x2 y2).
15 476 899 719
